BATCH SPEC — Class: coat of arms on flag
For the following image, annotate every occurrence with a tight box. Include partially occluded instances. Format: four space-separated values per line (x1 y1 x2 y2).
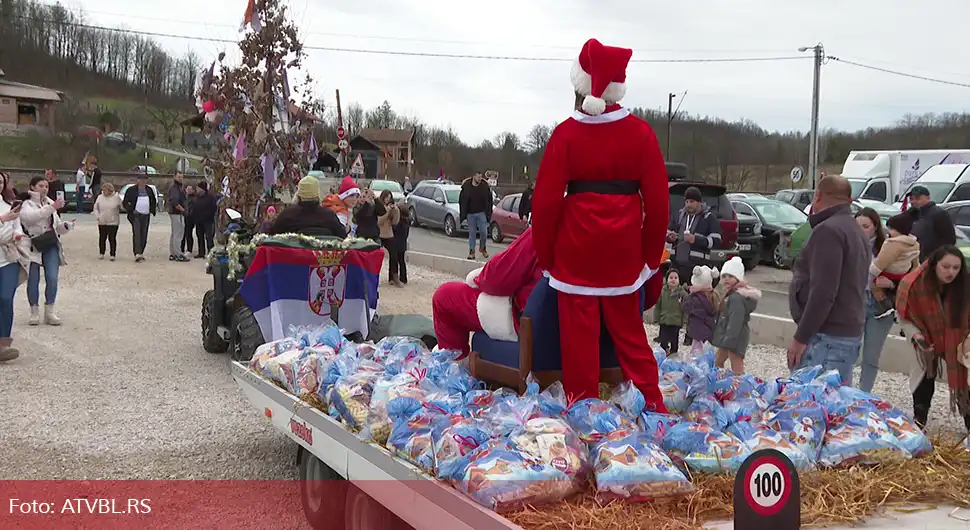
308 251 346 316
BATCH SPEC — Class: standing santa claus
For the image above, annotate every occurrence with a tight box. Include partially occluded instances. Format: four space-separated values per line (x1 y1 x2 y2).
531 38 669 411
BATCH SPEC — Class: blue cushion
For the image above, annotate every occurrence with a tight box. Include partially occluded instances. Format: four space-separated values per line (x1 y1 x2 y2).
473 277 648 371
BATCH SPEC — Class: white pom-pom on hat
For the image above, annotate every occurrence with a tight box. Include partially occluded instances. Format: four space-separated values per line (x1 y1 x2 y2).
582 95 607 116
570 39 633 115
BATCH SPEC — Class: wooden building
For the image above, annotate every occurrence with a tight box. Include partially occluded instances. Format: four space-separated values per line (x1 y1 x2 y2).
0 69 61 130
355 128 415 179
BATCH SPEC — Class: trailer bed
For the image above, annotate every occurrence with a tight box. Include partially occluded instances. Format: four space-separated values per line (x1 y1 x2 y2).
231 361 520 530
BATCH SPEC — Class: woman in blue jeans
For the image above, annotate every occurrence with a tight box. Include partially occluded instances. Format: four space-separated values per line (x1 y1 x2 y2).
854 208 896 392
19 176 71 326
0 172 30 362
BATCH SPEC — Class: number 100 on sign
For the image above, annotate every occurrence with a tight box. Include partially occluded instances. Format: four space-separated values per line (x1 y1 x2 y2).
746 460 790 515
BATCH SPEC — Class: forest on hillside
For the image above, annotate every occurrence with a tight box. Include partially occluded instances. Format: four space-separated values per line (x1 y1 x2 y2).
3 0 970 189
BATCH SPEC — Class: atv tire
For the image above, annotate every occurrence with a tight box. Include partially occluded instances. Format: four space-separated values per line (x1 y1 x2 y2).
230 304 264 362
202 290 229 353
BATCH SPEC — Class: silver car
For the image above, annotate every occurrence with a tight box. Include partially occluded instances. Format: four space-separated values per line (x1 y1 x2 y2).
406 182 467 237
367 179 406 203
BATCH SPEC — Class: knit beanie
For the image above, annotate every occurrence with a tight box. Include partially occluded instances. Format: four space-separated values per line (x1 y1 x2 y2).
684 186 703 202
296 176 320 201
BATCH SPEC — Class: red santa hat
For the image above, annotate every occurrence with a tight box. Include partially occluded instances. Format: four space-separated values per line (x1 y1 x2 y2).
570 38 633 116
338 175 360 200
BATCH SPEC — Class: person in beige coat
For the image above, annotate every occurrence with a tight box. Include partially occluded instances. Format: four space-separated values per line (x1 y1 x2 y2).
19 176 73 326
377 190 401 286
0 172 31 362
93 183 123 261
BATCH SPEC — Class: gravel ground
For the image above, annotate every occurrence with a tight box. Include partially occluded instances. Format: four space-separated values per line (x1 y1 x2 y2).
0 220 457 480
0 220 960 481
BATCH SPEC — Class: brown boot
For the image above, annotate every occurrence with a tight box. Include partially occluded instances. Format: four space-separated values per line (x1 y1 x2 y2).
0 338 19 362
479 247 489 259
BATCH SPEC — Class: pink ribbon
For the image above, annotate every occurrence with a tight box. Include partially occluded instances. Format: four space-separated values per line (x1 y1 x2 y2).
453 434 478 452
408 368 427 381
423 402 447 415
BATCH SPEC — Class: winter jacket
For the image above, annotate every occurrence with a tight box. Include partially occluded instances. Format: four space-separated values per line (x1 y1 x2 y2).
789 203 870 344
353 200 387 241
321 195 352 234
653 284 686 327
193 191 218 225
377 202 400 240
392 216 410 252
0 200 30 282
519 188 533 219
167 181 186 215
668 204 722 266
909 202 956 262
459 178 492 221
710 286 762 357
93 193 123 226
19 191 73 265
871 234 920 278
123 184 157 216
683 290 718 343
267 201 347 238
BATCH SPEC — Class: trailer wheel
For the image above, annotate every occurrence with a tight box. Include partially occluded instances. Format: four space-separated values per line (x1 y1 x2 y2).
299 451 347 530
202 290 229 353
345 485 406 530
229 304 264 362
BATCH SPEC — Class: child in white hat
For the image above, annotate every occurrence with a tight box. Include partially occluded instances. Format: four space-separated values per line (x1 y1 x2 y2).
710 256 762 373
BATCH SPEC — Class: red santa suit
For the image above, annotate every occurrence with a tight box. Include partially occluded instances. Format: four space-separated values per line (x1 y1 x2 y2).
432 227 542 358
532 38 669 411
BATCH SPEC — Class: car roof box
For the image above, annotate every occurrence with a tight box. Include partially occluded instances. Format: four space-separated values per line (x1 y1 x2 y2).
666 162 689 182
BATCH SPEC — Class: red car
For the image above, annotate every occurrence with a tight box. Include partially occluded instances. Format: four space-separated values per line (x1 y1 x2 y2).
489 193 529 243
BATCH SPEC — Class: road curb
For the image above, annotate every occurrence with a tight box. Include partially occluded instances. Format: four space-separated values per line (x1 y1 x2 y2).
411 251 914 376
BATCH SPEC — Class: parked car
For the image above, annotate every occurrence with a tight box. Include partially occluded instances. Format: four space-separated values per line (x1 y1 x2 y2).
63 183 95 213
773 188 815 212
734 212 763 271
731 197 808 268
406 182 467 236
941 201 970 234
489 193 528 243
129 165 158 175
118 184 163 213
727 192 764 200
367 179 406 203
667 182 739 269
105 131 136 151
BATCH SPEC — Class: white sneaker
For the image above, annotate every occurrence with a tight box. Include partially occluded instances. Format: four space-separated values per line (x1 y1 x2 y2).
28 306 40 326
109 256 115 261
99 254 104 260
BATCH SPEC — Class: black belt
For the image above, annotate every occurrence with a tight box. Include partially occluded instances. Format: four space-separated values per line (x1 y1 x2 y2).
566 180 640 195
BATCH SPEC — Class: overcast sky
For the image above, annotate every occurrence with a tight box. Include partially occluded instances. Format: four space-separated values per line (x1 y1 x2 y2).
70 0 970 144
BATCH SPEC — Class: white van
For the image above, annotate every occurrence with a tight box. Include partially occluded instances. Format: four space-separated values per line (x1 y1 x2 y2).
842 150 970 204
896 163 970 207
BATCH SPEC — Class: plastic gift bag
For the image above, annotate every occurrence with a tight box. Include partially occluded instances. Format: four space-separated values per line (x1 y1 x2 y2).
363 370 439 444
482 396 541 437
453 439 579 512
639 412 683 444
683 396 729 431
882 407 932 457
433 415 494 479
662 422 751 474
812 369 842 390
711 374 762 404
593 431 693 501
763 401 828 463
659 373 691 414
608 381 646 420
250 337 301 373
819 411 910 466
723 397 768 426
291 345 339 397
728 422 813 470
330 369 381 432
372 336 426 365
385 400 440 472
259 347 305 392
462 390 497 417
565 399 637 445
509 417 589 490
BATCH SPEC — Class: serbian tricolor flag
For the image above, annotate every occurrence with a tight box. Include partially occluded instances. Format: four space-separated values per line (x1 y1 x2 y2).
240 245 383 341
239 0 262 32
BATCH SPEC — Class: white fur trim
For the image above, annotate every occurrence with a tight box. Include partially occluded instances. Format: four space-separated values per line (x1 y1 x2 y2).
544 264 657 296
569 59 626 103
465 267 484 288
571 108 630 124
476 293 517 342
339 187 360 200
582 95 607 116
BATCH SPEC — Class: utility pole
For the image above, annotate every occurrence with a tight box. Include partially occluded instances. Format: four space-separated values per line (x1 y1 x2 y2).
666 92 676 160
799 43 824 188
335 89 345 173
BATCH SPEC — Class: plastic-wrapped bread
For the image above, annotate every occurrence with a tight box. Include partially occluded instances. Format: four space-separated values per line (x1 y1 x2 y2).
592 431 693 501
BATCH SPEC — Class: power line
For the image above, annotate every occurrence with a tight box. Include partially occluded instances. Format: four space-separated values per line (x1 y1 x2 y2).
7 15 810 64
828 56 970 89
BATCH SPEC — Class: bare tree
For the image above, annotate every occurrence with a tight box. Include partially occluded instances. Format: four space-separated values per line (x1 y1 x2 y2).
145 107 185 143
345 103 364 137
524 124 551 154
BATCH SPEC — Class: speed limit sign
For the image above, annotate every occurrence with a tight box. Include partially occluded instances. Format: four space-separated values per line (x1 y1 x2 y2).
338 139 349 150
734 449 800 529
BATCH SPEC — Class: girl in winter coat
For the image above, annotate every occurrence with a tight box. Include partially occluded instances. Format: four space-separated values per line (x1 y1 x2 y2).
93 183 122 261
870 212 921 318
392 200 410 285
683 265 720 359
19 176 73 326
710 256 762 374
653 268 686 355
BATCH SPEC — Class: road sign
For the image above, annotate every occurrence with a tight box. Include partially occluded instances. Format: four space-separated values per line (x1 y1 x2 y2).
790 166 804 183
350 153 365 175
734 449 800 529
336 126 345 140
487 178 497 187
338 139 349 150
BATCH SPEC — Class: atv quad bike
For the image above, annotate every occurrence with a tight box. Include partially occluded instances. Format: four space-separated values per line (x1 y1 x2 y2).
201 208 264 361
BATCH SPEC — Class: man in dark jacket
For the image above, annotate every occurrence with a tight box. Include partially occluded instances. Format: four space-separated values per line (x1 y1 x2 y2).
181 185 197 255
459 172 493 260
267 176 347 237
667 186 722 285
906 185 956 262
122 174 157 262
167 171 189 262
44 169 66 214
788 176 871 385
519 181 533 221
192 181 218 257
